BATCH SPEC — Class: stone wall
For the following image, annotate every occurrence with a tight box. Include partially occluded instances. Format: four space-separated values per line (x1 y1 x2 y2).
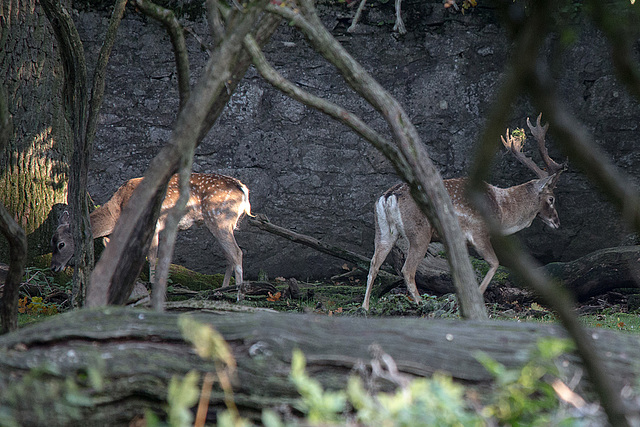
75 1 640 280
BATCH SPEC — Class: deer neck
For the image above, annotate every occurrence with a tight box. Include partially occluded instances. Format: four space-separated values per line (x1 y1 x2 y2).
88 205 119 238
489 181 540 236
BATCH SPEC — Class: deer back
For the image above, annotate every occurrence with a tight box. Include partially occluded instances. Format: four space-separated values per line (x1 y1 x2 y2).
162 173 251 231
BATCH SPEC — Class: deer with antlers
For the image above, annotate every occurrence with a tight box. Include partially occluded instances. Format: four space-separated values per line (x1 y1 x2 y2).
51 173 252 301
362 114 565 310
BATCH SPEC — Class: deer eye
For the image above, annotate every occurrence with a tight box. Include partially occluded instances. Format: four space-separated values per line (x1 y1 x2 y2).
548 196 555 205
58 242 65 250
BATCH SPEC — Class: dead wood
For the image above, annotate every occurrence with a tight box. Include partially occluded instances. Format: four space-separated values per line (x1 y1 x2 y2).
0 308 638 425
404 246 640 302
248 214 399 279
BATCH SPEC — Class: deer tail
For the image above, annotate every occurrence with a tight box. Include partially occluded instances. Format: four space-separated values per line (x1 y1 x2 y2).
240 183 254 218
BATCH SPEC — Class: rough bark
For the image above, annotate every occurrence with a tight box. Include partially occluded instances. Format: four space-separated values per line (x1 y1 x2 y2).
0 308 638 425
40 0 91 308
0 203 26 334
40 0 128 307
0 0 72 262
0 83 26 334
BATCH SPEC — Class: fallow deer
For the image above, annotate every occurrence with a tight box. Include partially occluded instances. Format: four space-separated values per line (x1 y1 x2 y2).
362 114 565 310
51 173 252 300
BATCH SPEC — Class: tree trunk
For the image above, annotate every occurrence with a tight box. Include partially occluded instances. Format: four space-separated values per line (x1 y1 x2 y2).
0 308 637 425
0 0 72 262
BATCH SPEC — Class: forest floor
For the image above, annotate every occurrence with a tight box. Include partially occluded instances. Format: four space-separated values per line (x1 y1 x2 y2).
15 260 640 334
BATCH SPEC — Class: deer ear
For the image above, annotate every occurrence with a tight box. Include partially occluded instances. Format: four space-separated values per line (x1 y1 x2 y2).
59 210 70 226
548 171 562 188
533 175 555 193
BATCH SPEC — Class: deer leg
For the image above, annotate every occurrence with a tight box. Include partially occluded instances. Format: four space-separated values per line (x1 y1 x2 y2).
148 229 160 284
471 237 499 294
209 226 244 301
400 240 430 305
363 236 396 311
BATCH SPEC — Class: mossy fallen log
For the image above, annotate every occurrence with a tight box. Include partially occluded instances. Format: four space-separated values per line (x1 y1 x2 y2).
409 246 640 301
543 246 640 301
0 308 639 425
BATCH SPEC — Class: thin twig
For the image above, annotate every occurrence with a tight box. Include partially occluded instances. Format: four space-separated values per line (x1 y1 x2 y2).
347 0 367 33
134 0 191 107
243 33 407 174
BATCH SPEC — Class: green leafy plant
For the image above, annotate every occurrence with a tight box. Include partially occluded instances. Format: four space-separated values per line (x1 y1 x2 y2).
289 349 348 423
289 349 482 426
476 337 577 426
347 373 482 426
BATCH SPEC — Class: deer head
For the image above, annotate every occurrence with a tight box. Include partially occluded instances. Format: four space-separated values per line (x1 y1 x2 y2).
50 210 74 272
502 113 565 230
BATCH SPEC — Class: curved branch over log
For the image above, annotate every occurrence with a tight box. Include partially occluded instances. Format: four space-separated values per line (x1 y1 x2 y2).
0 308 638 425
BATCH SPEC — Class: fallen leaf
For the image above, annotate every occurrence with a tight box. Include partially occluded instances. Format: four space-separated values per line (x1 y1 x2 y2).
530 302 544 311
266 291 282 302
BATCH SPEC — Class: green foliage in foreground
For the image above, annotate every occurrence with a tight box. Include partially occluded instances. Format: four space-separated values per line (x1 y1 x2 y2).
287 349 483 427
152 317 595 427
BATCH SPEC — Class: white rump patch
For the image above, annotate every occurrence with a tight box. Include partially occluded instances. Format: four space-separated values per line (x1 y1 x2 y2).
376 194 405 245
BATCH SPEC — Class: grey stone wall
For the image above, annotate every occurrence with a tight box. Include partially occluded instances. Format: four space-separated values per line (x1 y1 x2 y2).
76 2 640 280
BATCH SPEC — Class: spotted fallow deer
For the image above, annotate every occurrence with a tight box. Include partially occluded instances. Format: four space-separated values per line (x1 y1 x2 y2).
362 114 565 310
51 173 252 300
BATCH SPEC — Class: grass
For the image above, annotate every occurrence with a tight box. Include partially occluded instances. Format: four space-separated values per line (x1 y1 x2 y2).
9 262 640 336
579 312 640 333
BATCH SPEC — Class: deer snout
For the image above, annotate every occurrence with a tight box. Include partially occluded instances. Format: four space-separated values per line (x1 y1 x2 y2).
539 213 560 229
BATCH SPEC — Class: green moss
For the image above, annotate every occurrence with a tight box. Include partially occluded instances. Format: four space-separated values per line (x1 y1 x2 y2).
167 265 227 292
471 257 509 284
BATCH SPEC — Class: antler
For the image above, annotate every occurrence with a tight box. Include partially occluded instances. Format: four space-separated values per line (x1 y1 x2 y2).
526 113 564 176
501 127 546 179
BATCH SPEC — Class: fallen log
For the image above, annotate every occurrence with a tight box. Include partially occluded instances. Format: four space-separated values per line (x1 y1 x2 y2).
543 245 640 301
0 307 639 425
407 246 640 302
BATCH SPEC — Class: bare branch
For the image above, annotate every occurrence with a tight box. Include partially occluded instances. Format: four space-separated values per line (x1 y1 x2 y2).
266 1 486 319
206 0 226 44
586 0 640 101
528 69 640 243
40 0 92 308
88 0 272 307
347 0 368 33
393 0 406 34
87 0 128 145
134 0 191 108
242 33 409 176
468 1 636 425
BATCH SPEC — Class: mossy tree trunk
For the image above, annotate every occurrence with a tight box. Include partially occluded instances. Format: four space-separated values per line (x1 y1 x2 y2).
0 0 72 262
